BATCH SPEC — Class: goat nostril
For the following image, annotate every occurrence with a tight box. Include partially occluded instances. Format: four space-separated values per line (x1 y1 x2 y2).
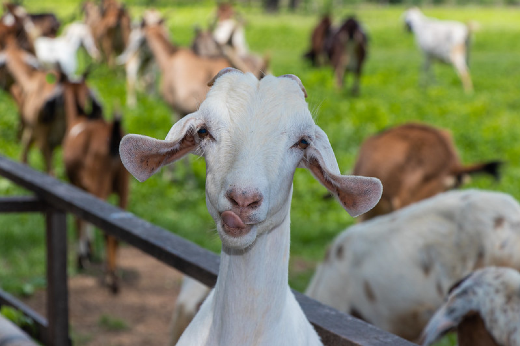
248 201 260 208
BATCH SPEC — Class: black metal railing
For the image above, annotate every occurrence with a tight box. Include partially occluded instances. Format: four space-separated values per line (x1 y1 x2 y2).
0 155 415 346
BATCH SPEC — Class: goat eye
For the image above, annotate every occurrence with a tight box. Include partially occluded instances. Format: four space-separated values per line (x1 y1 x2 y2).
198 128 209 138
298 139 309 149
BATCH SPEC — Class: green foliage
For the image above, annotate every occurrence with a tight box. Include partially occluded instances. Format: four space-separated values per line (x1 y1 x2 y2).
0 306 37 336
0 4 518 346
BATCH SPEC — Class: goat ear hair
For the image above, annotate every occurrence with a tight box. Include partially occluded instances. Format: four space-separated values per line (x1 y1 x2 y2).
300 126 382 217
208 67 243 87
278 74 307 98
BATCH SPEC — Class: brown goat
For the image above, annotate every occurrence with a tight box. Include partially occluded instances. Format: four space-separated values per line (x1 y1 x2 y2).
303 15 332 67
0 41 65 174
3 3 60 37
353 123 502 221
141 11 231 118
328 17 368 94
61 72 128 293
191 27 268 79
304 16 368 94
84 0 131 67
0 4 35 52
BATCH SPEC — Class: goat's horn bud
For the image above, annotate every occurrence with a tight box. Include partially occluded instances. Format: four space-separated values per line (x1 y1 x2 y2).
208 67 243 87
279 74 307 98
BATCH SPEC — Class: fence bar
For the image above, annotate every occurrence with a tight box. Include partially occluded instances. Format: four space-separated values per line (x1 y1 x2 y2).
0 196 46 213
0 156 416 346
45 209 70 346
0 290 48 343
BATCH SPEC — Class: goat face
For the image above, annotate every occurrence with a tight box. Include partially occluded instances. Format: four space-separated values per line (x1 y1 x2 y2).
120 68 382 250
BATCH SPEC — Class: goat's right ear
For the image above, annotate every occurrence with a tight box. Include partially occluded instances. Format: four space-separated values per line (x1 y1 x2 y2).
119 116 201 182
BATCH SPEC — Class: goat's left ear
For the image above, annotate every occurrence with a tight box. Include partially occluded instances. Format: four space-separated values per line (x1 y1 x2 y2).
300 126 382 217
119 115 202 182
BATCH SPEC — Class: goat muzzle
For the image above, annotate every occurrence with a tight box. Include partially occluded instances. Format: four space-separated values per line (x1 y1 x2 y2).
221 211 251 238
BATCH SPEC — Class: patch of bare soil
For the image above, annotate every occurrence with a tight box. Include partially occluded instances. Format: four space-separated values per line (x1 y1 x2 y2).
22 247 184 346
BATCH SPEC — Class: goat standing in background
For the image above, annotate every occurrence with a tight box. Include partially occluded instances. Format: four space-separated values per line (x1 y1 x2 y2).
403 7 476 93
0 41 64 175
61 71 129 293
304 16 368 94
353 123 502 222
84 0 131 67
328 16 368 94
303 15 332 67
421 267 520 346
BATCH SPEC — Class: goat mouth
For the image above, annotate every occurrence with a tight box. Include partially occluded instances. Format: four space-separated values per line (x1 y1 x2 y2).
221 210 252 238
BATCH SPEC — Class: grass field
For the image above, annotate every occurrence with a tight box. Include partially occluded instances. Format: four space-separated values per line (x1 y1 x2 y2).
0 2 519 344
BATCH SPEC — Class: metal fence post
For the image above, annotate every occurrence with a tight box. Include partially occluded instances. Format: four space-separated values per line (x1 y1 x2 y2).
46 208 70 346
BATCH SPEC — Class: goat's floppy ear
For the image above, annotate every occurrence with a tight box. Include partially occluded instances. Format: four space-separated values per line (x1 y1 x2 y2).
120 115 202 182
300 126 382 217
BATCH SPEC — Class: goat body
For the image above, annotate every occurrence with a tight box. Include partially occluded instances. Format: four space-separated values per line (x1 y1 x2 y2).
35 22 100 77
353 123 501 221
421 267 520 346
306 189 520 342
141 17 231 118
62 75 128 293
305 16 368 94
0 43 65 174
120 68 382 345
403 7 475 93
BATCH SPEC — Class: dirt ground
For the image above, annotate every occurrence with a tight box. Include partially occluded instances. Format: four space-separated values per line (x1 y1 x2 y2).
22 246 185 346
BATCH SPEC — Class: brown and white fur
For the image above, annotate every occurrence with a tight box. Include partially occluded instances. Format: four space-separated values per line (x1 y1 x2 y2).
306 189 520 342
61 72 129 293
120 68 382 346
353 123 501 222
0 42 64 174
421 267 520 346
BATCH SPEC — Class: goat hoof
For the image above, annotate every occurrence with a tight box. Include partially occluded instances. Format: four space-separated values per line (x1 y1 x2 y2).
77 255 89 271
104 272 120 295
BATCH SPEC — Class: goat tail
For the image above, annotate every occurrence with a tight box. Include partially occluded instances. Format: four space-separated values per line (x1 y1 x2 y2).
109 113 124 157
456 160 505 181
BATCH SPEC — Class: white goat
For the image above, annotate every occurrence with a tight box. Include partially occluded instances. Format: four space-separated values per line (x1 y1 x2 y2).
306 189 520 342
421 266 520 346
120 68 382 346
35 22 100 77
403 7 475 93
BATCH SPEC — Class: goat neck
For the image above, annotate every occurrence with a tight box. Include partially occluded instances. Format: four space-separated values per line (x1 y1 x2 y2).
143 25 176 72
210 195 292 343
3 46 38 92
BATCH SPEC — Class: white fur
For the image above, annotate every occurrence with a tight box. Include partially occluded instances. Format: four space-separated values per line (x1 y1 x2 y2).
120 71 382 346
213 19 248 56
306 189 520 341
403 8 474 92
422 267 520 346
35 22 99 77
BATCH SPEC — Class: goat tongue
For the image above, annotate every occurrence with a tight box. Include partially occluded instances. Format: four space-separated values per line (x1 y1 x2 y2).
222 211 246 229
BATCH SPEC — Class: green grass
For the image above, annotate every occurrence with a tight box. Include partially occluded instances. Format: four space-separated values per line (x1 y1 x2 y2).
98 314 129 331
1 3 519 345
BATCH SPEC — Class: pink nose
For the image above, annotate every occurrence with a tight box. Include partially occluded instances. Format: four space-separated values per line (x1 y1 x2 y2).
226 189 263 210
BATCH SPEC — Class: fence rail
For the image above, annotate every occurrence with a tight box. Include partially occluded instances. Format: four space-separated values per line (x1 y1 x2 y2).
0 155 415 346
